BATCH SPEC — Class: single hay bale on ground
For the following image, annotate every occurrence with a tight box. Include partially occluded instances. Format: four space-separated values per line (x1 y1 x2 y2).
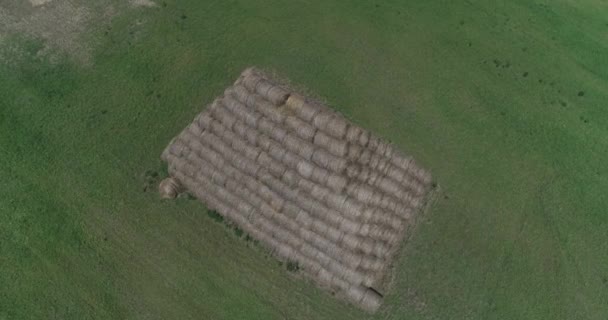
159 177 183 199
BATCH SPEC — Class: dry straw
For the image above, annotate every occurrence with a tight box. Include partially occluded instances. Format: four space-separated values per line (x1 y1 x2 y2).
161 66 436 313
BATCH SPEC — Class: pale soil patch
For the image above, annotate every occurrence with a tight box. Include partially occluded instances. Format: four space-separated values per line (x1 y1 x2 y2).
130 0 157 7
0 0 153 66
0 1 93 65
29 0 53 7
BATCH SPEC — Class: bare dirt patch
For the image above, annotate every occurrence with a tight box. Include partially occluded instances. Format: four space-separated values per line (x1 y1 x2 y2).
0 1 93 65
29 0 53 7
130 0 157 8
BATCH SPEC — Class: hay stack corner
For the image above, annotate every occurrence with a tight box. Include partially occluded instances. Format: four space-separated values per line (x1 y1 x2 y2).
160 67 433 312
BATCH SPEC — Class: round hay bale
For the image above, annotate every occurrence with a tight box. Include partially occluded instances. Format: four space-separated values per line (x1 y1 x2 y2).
358 131 370 147
342 234 361 250
339 217 361 234
232 120 247 137
360 288 382 312
196 112 212 129
311 166 329 185
257 134 273 151
285 94 305 112
282 169 300 187
297 177 315 192
325 116 348 139
244 146 261 162
268 144 287 162
285 134 314 160
312 112 332 130
325 227 343 243
354 184 374 204
286 96 321 122
368 135 380 151
326 193 347 210
309 184 328 201
327 174 347 193
256 98 285 123
255 79 274 99
347 143 362 160
359 149 372 165
159 177 183 199
346 165 360 179
269 126 287 144
345 125 363 143
282 152 300 169
265 85 290 106
312 130 348 157
376 141 389 157
257 117 275 134
229 85 252 105
240 66 260 79
285 116 316 141
241 72 264 93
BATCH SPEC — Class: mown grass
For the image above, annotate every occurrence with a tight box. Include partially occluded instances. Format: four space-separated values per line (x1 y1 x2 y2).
1 0 607 319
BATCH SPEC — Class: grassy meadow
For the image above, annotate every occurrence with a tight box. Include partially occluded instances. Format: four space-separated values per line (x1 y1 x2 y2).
1 0 607 319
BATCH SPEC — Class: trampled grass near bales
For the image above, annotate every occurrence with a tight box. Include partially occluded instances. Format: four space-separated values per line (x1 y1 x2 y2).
1 0 607 319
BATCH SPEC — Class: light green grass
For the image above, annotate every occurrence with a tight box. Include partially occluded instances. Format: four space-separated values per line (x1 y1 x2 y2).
1 1 607 319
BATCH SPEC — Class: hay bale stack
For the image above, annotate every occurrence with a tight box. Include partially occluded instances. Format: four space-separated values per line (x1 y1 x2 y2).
160 67 433 313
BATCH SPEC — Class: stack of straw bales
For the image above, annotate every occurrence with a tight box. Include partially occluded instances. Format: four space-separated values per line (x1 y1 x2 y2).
160 67 433 313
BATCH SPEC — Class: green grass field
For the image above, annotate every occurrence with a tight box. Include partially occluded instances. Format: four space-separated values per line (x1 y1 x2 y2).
1 1 607 319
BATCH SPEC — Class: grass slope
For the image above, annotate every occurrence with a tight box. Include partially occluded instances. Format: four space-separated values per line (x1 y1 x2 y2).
1 0 607 319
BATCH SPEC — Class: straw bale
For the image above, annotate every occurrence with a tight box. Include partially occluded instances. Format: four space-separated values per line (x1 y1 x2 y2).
325 227 343 244
254 79 274 98
285 116 316 141
368 135 380 151
268 144 287 162
345 125 363 143
376 141 389 157
347 143 362 160
241 72 264 93
359 149 372 165
296 100 322 122
285 94 304 112
312 112 332 130
309 185 328 202
349 184 374 204
265 85 290 106
257 117 275 134
284 134 314 160
286 95 321 122
255 98 286 124
282 169 300 187
339 217 361 234
359 288 382 313
296 177 315 192
213 107 237 130
359 130 370 147
228 84 251 104
256 152 274 169
342 234 360 250
187 123 203 137
376 177 401 197
346 165 359 179
326 174 347 193
244 146 261 162
325 193 347 210
281 152 300 169
325 116 348 139
313 131 347 157
159 177 182 199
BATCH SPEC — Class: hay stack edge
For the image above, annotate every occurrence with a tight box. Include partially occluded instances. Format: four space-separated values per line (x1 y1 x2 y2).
160 67 433 312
